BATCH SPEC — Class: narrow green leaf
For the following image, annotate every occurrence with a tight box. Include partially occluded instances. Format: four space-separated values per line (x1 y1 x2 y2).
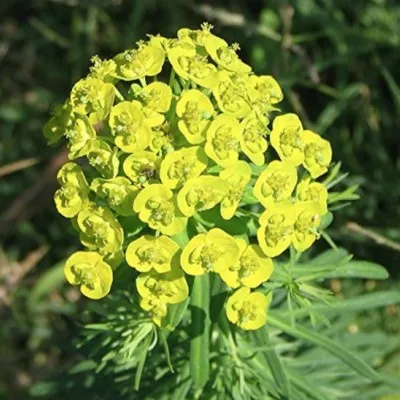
309 248 349 265
190 274 210 390
134 333 152 391
293 261 389 281
267 314 382 382
320 212 333 230
165 298 190 331
288 371 331 400
159 329 174 372
252 326 291 398
281 290 400 317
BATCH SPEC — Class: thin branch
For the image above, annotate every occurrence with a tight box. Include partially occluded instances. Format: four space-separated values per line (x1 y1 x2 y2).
0 158 39 178
346 222 400 253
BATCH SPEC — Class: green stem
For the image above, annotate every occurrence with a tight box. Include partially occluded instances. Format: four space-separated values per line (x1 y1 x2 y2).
168 68 176 88
114 86 124 101
139 77 147 87
190 273 210 390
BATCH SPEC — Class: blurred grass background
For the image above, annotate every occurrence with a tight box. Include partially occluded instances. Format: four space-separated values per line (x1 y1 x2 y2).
0 0 400 398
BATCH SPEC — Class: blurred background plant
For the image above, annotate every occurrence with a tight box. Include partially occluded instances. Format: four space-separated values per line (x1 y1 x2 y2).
1 0 400 398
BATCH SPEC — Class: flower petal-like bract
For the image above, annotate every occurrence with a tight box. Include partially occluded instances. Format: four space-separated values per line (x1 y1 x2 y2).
219 161 251 220
54 162 90 218
113 43 165 81
91 177 138 216
70 77 115 124
87 139 120 179
126 235 180 273
136 266 189 304
270 113 304 166
240 113 268 166
254 160 297 207
109 101 151 153
296 178 328 215
303 130 332 178
292 201 322 252
65 115 96 160
77 203 124 254
180 228 240 275
43 101 75 145
168 46 218 88
205 114 242 167
176 89 214 144
257 202 296 257
160 146 208 189
133 184 187 235
123 151 159 186
204 35 251 73
212 71 255 119
64 251 113 299
177 175 228 217
226 287 270 330
220 239 274 288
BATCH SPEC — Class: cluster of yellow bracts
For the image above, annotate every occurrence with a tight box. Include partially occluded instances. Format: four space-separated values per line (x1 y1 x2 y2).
45 24 332 330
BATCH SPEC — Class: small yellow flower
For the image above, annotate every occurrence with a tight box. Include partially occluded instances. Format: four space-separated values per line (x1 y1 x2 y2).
91 177 138 216
204 36 251 73
126 235 180 273
64 115 96 160
219 161 251 220
140 297 168 327
133 184 187 235
226 287 270 330
177 175 228 217
219 239 274 289
64 251 113 299
136 266 189 304
139 81 172 114
177 23 213 48
257 202 296 257
77 203 124 254
296 178 328 215
250 75 283 117
70 77 115 124
148 121 172 154
54 163 90 218
109 101 151 153
180 228 240 275
253 160 297 207
130 99 164 128
303 130 332 178
240 113 268 166
86 139 119 179
176 89 214 144
212 71 255 119
168 46 218 88
43 101 75 144
270 113 304 166
205 114 242 167
292 201 322 252
129 81 171 126
113 42 165 81
123 151 159 186
160 146 208 189
89 55 116 82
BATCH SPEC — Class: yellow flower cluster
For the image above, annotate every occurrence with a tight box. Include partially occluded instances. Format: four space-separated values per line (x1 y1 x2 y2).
46 24 332 331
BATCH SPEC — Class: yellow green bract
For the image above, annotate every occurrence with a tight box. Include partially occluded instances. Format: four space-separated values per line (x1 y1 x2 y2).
64 251 113 299
48 23 335 331
226 287 271 330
